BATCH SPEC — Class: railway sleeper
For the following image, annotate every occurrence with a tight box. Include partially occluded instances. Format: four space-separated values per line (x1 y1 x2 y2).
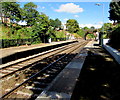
1 70 13 73
6 67 18 71
31 83 48 88
1 41 88 99
36 78 52 83
16 91 32 96
46 70 57 74
26 86 44 91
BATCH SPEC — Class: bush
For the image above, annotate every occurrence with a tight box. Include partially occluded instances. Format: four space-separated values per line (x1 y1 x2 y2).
55 31 66 38
109 26 120 49
77 29 85 38
0 38 41 48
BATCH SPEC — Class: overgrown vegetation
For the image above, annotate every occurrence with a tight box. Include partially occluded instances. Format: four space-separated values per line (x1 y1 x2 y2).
0 2 64 42
0 2 106 48
108 1 120 49
109 24 120 49
0 0 120 47
109 0 120 23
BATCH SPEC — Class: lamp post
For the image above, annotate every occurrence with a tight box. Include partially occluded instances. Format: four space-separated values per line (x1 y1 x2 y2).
95 3 104 46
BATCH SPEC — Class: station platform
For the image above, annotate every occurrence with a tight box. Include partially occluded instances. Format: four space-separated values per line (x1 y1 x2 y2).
0 40 78 64
36 40 94 99
71 43 120 100
36 40 120 100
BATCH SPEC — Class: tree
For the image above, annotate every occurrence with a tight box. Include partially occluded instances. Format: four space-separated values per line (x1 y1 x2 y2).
1 2 23 35
46 26 56 38
77 28 85 38
49 18 62 30
90 26 95 31
109 26 120 49
83 27 89 31
54 18 62 29
32 13 50 43
49 19 55 28
109 1 120 48
109 1 120 23
23 2 39 26
101 23 113 32
1 2 22 24
66 19 79 33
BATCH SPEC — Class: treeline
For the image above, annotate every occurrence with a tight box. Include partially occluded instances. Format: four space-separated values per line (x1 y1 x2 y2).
0 2 65 43
108 1 120 49
0 2 97 43
1 1 120 49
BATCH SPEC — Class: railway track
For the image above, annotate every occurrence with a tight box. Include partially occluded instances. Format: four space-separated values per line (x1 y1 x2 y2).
0 41 80 79
1 40 88 99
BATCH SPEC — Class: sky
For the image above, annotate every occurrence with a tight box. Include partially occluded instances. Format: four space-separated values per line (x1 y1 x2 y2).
18 1 112 28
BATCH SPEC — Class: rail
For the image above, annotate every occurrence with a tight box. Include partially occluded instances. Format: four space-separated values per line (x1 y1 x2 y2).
1 41 88 99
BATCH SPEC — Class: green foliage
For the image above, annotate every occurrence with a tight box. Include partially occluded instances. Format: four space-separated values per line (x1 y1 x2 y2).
49 18 62 29
55 31 66 38
73 33 81 38
1 38 41 48
1 1 53 43
103 34 108 39
66 19 79 33
31 38 41 44
1 2 70 46
101 23 113 32
1 2 21 23
23 2 39 26
77 29 85 38
90 26 95 32
54 18 62 29
49 19 55 27
32 13 50 42
82 27 89 31
1 25 12 39
16 27 33 39
109 25 120 48
100 23 113 38
87 34 95 39
46 26 56 38
77 26 98 40
109 1 120 22
1 25 33 39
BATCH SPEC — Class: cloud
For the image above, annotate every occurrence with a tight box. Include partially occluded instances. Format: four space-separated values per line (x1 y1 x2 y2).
74 15 79 17
55 3 83 13
79 24 102 28
42 6 45 9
